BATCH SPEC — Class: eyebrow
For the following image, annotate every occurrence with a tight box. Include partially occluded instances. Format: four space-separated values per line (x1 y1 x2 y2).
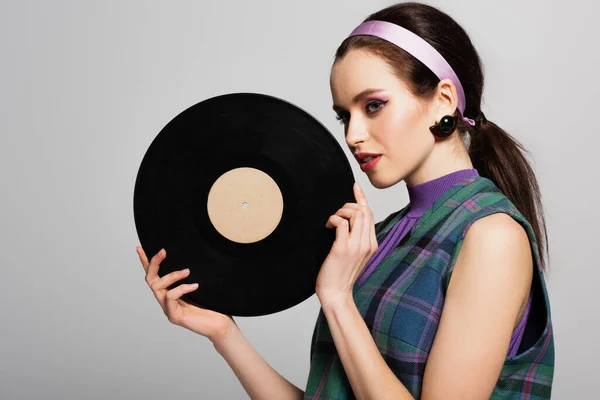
332 88 386 112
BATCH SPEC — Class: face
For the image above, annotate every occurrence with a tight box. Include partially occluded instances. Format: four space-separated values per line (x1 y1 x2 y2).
330 48 438 189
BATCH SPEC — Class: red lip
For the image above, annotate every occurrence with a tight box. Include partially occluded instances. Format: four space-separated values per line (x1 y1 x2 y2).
354 152 382 172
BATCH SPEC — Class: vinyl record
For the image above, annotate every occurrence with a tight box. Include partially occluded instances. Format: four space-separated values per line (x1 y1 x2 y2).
133 92 355 316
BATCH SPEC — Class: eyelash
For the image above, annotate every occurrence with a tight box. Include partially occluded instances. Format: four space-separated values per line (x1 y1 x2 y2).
335 113 349 125
335 100 388 125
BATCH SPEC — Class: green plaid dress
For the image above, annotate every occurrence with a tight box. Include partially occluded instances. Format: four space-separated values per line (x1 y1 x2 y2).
304 176 554 399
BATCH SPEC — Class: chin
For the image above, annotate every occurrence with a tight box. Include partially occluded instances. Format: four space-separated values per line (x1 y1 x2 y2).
366 173 398 190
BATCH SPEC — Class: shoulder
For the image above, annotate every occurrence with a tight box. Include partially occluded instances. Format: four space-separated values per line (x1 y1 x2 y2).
466 212 530 250
463 212 531 263
448 212 533 312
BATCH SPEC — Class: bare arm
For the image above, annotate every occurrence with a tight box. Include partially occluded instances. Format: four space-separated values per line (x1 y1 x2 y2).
213 324 305 400
421 213 533 398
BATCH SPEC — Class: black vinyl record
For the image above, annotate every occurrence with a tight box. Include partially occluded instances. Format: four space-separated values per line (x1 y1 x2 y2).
133 92 355 316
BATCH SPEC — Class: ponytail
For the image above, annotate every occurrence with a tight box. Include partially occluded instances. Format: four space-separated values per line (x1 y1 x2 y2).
468 114 549 270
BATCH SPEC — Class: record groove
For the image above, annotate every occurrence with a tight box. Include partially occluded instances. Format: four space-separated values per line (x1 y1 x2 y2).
134 92 355 316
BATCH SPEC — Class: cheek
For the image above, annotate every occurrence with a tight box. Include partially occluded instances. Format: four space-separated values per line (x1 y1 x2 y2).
377 106 430 158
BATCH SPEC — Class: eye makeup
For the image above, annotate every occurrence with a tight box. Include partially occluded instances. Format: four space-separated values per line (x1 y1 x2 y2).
364 98 389 114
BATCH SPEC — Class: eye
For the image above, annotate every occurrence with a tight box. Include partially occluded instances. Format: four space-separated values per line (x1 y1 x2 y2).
366 100 388 114
335 112 350 125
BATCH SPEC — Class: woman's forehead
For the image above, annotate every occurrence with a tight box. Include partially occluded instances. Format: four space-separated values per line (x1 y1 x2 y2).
330 50 408 103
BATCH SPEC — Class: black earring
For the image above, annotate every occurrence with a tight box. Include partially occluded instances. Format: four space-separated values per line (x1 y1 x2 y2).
429 115 456 138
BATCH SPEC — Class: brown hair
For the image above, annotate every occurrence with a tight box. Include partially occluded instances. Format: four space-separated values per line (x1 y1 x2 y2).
335 2 549 269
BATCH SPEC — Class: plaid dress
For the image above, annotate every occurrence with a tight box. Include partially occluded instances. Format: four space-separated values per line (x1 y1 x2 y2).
304 176 554 399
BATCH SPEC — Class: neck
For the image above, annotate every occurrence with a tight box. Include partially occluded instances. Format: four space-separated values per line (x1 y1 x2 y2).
404 134 473 186
406 168 478 217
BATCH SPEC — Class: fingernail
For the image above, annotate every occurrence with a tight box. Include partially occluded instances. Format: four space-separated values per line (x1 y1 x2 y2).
191 283 199 288
160 248 165 256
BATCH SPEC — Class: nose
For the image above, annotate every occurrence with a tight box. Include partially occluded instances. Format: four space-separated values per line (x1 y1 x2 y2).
345 117 369 148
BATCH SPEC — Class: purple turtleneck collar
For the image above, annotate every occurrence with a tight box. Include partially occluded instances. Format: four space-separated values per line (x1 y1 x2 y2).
406 169 479 217
356 168 479 287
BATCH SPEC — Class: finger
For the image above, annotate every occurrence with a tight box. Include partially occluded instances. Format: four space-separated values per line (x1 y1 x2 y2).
351 184 377 254
342 194 373 217
326 205 361 228
150 267 191 292
332 216 349 249
339 207 364 236
145 248 166 285
326 207 356 228
350 210 365 246
136 246 149 272
328 214 349 232
335 205 373 229
355 204 373 243
369 221 378 252
166 282 199 302
354 183 369 207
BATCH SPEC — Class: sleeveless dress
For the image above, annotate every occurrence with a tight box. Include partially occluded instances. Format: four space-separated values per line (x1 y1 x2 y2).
304 171 554 399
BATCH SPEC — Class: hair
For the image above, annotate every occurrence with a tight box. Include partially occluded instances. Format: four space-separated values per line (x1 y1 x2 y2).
334 2 549 270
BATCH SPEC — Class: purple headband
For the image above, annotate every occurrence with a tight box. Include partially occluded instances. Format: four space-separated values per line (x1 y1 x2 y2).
348 20 476 126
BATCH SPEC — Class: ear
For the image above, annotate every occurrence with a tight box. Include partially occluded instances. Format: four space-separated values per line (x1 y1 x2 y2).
433 78 459 120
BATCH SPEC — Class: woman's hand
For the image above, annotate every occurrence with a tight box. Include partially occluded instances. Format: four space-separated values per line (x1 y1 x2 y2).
137 246 236 345
315 183 378 303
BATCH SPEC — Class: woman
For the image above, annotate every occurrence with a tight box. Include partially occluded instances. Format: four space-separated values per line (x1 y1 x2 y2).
136 2 554 399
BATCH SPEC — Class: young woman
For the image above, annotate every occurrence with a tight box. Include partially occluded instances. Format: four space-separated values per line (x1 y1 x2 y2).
136 2 554 399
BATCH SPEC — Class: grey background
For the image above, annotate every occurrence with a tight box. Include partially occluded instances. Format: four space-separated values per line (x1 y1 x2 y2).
1 0 597 399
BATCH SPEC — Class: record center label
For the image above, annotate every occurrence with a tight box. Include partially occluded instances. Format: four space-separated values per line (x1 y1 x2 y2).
207 167 284 244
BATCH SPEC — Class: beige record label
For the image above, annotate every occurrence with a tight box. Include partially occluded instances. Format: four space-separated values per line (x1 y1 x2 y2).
206 167 284 244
